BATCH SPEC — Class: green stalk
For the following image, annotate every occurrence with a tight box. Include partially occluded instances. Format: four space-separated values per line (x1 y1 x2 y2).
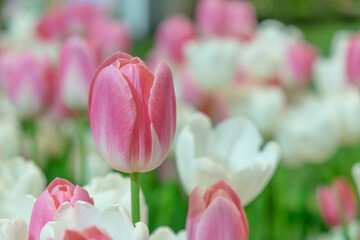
77 115 86 185
28 120 39 166
131 172 140 225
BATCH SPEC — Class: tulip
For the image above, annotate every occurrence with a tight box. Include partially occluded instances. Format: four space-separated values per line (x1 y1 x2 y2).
196 0 225 36
155 15 195 64
59 226 112 240
29 178 94 240
9 52 51 118
150 227 186 240
186 180 249 240
88 52 176 173
317 177 358 227
0 218 28 240
58 36 98 111
346 33 360 84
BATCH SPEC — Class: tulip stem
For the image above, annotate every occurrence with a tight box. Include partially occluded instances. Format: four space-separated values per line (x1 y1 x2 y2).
28 120 39 166
131 172 140 225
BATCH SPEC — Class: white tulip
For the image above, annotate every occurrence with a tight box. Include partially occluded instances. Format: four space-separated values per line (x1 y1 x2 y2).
352 163 360 197
84 172 148 223
0 218 28 240
39 201 149 240
0 115 21 160
150 227 186 240
175 113 280 205
185 38 240 90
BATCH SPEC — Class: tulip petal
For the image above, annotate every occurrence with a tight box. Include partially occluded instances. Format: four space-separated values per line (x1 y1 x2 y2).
186 187 206 240
71 186 94 206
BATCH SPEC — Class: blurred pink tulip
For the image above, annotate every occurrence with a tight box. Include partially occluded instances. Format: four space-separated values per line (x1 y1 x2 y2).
155 15 196 63
29 178 94 240
316 177 357 227
58 36 99 110
346 33 360 84
0 50 17 91
36 9 66 40
186 180 249 240
196 0 256 40
9 52 52 118
287 41 317 83
89 52 176 173
89 18 132 59
60 226 112 240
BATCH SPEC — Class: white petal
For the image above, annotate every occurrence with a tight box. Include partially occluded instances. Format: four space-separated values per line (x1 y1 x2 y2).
133 222 149 240
0 218 28 240
40 221 67 240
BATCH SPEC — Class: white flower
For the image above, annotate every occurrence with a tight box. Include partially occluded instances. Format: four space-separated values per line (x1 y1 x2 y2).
227 85 285 138
150 227 186 240
0 218 28 240
185 38 240 90
352 163 360 197
0 114 21 160
276 96 338 166
39 201 149 240
84 173 148 223
175 112 280 205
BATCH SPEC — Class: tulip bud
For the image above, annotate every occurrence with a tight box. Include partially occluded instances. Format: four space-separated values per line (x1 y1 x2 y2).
346 32 360 84
58 36 98 110
316 177 358 227
29 178 94 240
186 180 249 240
89 52 176 173
9 52 51 118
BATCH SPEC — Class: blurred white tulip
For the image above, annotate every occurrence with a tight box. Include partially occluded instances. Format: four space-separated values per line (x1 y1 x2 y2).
84 172 148 223
0 218 28 240
352 163 360 197
175 112 280 205
150 227 186 240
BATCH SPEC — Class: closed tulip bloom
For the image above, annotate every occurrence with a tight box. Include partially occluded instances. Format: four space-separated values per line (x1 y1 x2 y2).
186 180 249 240
346 32 360 84
196 0 225 36
9 52 51 118
29 178 94 240
89 52 176 173
58 36 98 110
317 177 358 227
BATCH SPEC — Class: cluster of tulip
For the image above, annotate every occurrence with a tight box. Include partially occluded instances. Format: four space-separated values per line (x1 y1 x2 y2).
0 0 360 239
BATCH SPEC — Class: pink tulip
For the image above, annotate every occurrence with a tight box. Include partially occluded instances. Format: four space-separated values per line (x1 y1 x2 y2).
60 226 112 240
88 52 176 173
36 9 66 41
155 15 196 63
346 32 360 84
196 0 256 40
58 36 99 110
29 178 94 240
9 52 52 118
186 180 249 240
316 177 357 227
287 41 317 84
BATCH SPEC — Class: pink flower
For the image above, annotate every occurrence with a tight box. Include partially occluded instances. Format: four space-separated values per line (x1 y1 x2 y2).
186 180 249 240
287 41 317 84
88 52 176 173
36 9 66 41
346 32 360 84
59 226 112 240
58 36 99 110
316 177 358 227
196 0 256 40
89 18 132 59
29 178 94 240
9 52 52 118
155 15 196 63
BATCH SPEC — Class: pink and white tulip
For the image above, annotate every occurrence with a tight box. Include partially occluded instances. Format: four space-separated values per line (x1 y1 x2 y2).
346 32 360 84
186 180 249 240
59 226 112 240
88 52 176 173
317 177 358 227
29 178 94 240
58 36 98 110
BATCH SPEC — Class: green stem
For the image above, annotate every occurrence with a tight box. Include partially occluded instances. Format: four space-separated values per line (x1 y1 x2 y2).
77 115 86 186
28 120 39 166
131 172 140 225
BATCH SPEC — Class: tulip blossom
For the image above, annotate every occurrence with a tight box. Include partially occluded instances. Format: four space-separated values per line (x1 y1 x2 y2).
154 15 195 64
58 36 98 110
59 226 112 240
0 218 28 240
39 201 149 240
317 178 358 227
346 32 360 84
9 52 51 118
150 227 186 240
29 178 94 240
88 52 176 173
175 112 279 205
186 180 248 240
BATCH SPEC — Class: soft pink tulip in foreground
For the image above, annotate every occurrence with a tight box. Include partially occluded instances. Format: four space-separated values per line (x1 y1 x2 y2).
60 226 112 240
89 52 176 173
316 177 357 227
58 36 98 110
29 178 94 240
186 180 249 240
346 32 360 84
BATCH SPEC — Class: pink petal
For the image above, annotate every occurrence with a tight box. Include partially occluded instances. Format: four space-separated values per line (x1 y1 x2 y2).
82 226 113 240
346 33 360 83
333 178 358 222
316 186 340 227
186 187 206 240
60 230 87 240
71 186 94 206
